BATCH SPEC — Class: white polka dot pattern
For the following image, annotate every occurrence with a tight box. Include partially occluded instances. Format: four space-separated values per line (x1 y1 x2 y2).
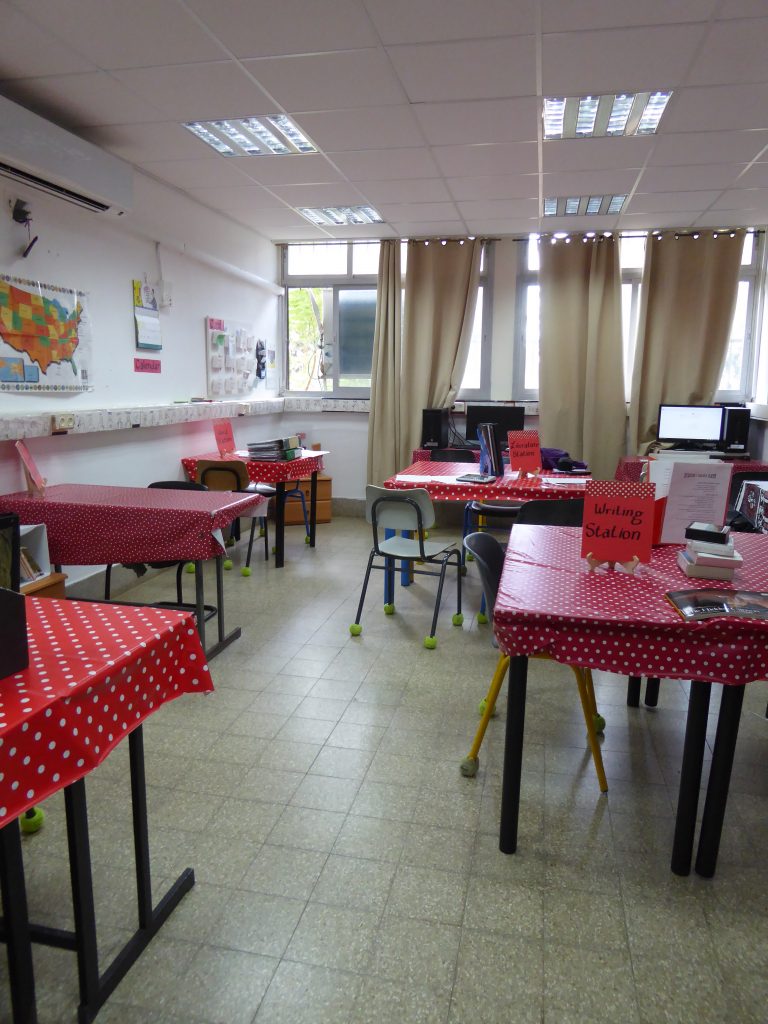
614 456 767 483
0 598 212 828
0 484 267 564
385 462 588 502
494 526 768 686
183 451 325 486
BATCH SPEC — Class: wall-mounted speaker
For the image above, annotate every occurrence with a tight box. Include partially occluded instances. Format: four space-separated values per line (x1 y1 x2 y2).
421 408 449 448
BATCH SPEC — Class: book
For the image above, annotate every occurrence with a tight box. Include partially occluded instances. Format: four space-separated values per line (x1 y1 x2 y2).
684 522 731 544
666 588 768 621
687 536 735 557
19 546 45 583
247 436 300 452
676 549 735 581
247 447 302 462
684 543 742 569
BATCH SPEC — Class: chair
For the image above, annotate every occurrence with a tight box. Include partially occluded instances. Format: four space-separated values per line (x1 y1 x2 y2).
430 448 477 463
460 531 607 795
349 485 463 649
104 480 217 623
196 459 270 575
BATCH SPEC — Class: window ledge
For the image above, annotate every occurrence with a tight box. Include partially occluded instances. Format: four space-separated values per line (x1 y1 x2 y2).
283 396 370 413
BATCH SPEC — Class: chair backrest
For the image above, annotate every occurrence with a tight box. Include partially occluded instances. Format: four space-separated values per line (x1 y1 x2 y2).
148 480 208 491
365 485 436 531
463 532 505 610
430 448 476 463
197 459 250 491
515 498 584 526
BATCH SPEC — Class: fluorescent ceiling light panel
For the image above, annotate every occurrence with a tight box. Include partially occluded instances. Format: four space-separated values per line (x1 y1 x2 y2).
543 92 672 139
297 206 384 226
543 195 627 216
184 116 316 156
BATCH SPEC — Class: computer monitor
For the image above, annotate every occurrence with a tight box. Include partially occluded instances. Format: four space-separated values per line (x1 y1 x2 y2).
656 404 723 447
464 403 525 447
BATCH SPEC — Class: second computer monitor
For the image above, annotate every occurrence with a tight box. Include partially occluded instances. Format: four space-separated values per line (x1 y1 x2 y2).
464 403 525 447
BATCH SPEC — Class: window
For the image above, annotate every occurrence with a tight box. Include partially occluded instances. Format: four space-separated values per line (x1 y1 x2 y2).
513 231 764 403
282 242 492 397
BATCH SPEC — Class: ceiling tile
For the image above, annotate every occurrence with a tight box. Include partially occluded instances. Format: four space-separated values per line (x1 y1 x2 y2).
184 0 379 58
636 164 749 193
619 211 705 228
377 201 460 221
542 138 653 173
686 19 768 86
710 187 768 210
542 25 707 94
390 220 468 236
234 154 345 187
448 175 539 201
739 162 768 188
295 106 425 151
432 143 538 177
10 0 224 69
81 122 207 162
328 148 441 180
0 72 166 128
268 183 368 206
625 190 721 213
457 198 540 219
663 84 768 132
694 211 763 228
386 37 536 102
542 169 641 195
465 218 538 235
243 50 406 111
541 0 717 31
364 0 537 43
650 130 768 166
111 62 273 122
413 98 538 146
354 179 451 203
138 158 255 189
0 3 97 77
184 186 288 212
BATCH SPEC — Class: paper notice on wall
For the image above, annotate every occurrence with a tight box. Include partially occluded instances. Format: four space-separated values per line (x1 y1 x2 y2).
133 279 162 350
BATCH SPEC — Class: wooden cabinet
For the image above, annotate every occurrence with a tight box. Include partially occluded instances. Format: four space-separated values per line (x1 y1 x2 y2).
284 474 332 525
21 572 67 598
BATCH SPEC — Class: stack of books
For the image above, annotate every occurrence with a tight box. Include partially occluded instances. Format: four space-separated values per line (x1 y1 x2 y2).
247 436 302 461
676 534 743 581
19 546 46 584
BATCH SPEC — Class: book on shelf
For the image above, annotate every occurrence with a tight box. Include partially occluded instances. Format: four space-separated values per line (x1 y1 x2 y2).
666 588 768 621
247 436 300 452
19 546 45 583
676 549 736 581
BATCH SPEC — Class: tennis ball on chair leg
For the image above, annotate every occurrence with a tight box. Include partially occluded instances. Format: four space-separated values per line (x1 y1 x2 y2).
223 559 233 570
349 623 362 636
20 806 44 834
423 635 437 649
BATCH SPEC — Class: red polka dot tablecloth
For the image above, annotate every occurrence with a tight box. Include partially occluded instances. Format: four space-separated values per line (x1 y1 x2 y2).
0 598 212 828
182 450 326 486
494 526 768 686
384 462 589 502
614 456 767 483
0 484 267 564
412 448 481 463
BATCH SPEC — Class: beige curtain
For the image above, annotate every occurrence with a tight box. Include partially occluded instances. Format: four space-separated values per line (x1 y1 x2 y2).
398 239 482 470
366 239 402 485
539 235 626 480
628 230 745 453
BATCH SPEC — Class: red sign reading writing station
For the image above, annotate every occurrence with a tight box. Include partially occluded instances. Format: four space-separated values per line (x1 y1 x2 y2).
581 480 656 566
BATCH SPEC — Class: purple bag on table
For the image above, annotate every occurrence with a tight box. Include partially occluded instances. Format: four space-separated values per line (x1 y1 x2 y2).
540 447 588 472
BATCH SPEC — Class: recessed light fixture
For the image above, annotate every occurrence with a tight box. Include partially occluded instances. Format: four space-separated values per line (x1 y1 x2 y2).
297 206 384 227
543 195 627 217
543 92 672 139
184 115 316 156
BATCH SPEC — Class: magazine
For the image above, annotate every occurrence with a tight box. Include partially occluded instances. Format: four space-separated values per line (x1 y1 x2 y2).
666 589 768 621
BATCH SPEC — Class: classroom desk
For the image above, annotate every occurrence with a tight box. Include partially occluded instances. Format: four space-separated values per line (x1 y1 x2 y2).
0 597 212 1024
614 455 767 482
181 450 327 569
0 484 266 659
384 461 589 502
492 526 768 878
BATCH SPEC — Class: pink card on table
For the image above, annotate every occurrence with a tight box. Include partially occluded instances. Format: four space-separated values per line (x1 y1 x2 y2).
507 430 541 474
212 419 236 456
15 440 45 496
581 480 656 565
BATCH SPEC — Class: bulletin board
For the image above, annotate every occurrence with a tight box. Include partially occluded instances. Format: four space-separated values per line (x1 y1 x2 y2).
205 316 266 398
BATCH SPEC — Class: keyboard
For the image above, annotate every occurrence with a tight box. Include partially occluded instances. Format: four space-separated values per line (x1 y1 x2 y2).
456 473 496 484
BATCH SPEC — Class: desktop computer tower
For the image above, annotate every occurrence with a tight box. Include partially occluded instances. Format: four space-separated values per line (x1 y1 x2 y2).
720 406 751 453
421 408 449 448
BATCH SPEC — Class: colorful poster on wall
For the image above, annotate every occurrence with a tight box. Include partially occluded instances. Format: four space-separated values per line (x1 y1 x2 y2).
133 279 162 350
0 275 94 392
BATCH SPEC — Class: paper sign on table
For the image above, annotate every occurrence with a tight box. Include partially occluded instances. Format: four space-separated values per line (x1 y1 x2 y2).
581 480 656 566
212 418 236 456
507 430 541 474
658 461 732 544
15 440 46 496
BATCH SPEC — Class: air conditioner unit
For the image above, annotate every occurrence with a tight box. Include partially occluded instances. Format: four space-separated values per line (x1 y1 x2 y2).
0 94 133 215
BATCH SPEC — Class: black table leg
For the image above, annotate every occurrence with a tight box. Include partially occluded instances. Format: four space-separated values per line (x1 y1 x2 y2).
627 676 641 707
695 685 745 878
671 680 711 876
499 655 529 855
309 471 318 548
644 677 660 707
193 560 205 652
274 482 286 568
64 782 100 1017
198 555 241 660
0 818 37 1024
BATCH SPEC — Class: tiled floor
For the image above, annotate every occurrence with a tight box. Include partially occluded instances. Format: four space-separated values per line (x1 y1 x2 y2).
3 516 767 1024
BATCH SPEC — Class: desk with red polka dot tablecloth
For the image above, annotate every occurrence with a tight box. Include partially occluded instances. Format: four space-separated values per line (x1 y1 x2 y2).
181 450 327 568
0 598 212 1024
384 461 589 503
0 484 267 659
614 455 768 482
492 526 768 879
